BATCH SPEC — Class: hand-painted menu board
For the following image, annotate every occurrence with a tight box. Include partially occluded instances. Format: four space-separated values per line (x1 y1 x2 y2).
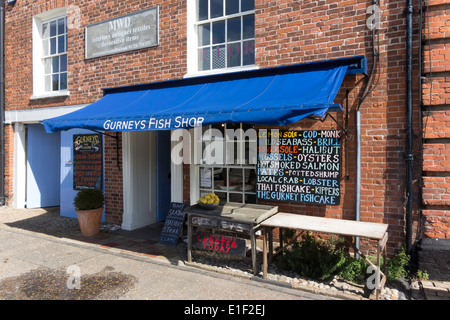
73 134 103 190
159 202 187 246
257 130 341 205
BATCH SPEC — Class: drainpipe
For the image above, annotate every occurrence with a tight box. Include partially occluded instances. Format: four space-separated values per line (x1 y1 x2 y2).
355 0 380 257
0 0 5 206
355 110 361 257
405 0 414 254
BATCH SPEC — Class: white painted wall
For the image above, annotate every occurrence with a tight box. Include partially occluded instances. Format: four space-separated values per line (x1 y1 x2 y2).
122 131 156 230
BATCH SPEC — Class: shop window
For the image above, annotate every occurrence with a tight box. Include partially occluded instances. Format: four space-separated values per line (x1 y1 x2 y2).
32 8 69 99
196 123 257 204
195 0 255 72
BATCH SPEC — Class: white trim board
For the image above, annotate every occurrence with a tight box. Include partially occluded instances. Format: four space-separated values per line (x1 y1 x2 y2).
5 105 86 124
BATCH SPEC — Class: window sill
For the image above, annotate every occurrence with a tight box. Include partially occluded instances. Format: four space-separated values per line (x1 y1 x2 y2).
184 65 259 79
30 91 70 100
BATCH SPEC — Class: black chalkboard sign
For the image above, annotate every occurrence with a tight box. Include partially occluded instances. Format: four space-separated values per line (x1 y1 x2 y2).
256 130 341 205
73 134 103 190
159 202 187 246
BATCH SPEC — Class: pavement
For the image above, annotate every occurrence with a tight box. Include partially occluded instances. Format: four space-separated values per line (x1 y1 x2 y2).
0 206 333 303
0 206 448 301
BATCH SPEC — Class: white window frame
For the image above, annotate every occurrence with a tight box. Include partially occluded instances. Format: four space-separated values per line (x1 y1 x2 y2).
186 0 258 77
190 123 257 205
32 7 70 99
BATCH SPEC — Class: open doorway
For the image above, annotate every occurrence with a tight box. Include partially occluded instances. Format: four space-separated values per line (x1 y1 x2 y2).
156 130 171 222
122 130 173 231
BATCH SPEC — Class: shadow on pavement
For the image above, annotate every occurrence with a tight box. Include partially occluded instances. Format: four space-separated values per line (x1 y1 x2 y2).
4 207 184 265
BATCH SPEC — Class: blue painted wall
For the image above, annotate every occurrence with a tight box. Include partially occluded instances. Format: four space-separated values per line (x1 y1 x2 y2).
26 124 60 208
60 129 104 220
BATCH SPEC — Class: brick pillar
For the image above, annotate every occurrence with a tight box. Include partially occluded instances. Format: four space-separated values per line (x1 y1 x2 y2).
419 0 450 280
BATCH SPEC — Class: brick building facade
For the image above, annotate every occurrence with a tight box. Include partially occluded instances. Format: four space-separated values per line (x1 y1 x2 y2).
418 0 450 279
1 0 448 277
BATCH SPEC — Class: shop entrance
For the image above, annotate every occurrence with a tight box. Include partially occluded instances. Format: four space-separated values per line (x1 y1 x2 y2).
156 131 171 222
122 131 172 230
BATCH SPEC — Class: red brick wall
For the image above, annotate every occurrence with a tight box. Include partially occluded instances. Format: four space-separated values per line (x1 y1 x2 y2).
180 0 423 255
252 0 422 254
103 133 123 225
3 0 428 255
4 0 188 223
421 0 450 239
3 125 14 206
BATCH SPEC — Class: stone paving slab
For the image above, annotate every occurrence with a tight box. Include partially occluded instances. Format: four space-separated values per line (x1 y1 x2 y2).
421 280 450 300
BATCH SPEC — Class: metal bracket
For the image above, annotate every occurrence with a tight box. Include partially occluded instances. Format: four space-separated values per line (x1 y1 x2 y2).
308 113 350 140
89 130 121 170
404 153 414 161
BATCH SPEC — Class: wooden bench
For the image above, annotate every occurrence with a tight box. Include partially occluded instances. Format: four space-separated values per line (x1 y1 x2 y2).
261 212 389 299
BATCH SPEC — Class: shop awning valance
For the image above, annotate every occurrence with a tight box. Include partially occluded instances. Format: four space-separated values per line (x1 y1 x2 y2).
42 55 366 133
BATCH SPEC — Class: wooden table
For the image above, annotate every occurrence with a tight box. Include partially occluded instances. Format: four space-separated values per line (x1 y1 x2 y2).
261 213 389 299
185 202 278 275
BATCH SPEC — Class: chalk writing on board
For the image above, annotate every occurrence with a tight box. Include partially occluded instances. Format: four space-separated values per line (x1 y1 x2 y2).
159 202 187 246
73 134 103 190
256 130 341 205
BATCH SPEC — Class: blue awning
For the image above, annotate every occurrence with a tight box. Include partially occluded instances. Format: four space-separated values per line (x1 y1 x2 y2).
42 56 365 132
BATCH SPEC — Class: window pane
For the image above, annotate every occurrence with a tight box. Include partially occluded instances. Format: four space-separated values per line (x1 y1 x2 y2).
197 0 208 21
60 72 67 90
50 20 57 37
200 167 213 188
58 35 65 54
212 20 225 44
60 54 67 72
42 39 49 56
212 45 225 69
214 167 225 188
42 22 49 38
52 56 59 73
226 0 239 15
229 192 243 203
241 0 255 12
245 168 256 190
243 14 255 39
243 40 255 65
50 37 56 55
198 23 210 46
215 191 226 204
45 75 51 91
198 47 211 71
227 42 240 67
44 58 51 74
227 17 241 42
229 168 243 187
52 74 59 91
57 18 65 35
210 0 224 19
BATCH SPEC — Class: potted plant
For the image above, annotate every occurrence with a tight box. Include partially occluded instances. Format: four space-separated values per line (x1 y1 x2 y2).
73 188 105 237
